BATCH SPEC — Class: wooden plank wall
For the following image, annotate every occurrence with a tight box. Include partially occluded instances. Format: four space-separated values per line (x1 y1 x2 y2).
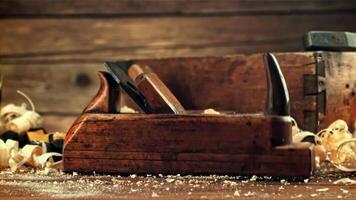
1 0 356 132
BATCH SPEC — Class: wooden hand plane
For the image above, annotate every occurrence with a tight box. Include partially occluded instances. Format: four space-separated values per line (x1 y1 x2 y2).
63 53 315 177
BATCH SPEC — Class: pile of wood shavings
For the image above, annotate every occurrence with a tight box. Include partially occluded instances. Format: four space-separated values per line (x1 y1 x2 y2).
292 119 356 173
0 91 63 172
0 90 43 133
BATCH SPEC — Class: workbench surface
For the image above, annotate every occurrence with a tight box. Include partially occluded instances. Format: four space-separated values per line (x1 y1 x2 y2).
0 169 355 200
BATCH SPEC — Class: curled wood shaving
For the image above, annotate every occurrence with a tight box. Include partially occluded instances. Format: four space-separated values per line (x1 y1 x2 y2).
202 109 220 115
291 118 317 144
291 117 300 136
0 89 62 173
292 118 355 172
331 139 356 172
17 90 35 112
318 120 355 172
0 91 43 134
6 111 43 134
292 131 315 143
1 139 62 172
36 152 62 169
333 178 356 185
1 104 28 124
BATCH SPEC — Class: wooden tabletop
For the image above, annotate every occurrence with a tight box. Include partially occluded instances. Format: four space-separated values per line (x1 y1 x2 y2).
0 168 355 200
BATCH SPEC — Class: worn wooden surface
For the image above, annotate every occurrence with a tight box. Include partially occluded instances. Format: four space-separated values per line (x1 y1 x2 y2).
0 169 355 200
83 72 120 114
1 15 356 63
133 67 186 114
64 114 281 153
319 52 356 132
63 113 312 177
1 0 356 16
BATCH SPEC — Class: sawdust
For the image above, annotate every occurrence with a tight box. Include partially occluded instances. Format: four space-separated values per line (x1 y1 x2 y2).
1 168 355 199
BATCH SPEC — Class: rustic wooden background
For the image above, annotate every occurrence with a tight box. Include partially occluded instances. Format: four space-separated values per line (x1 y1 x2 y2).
1 0 356 132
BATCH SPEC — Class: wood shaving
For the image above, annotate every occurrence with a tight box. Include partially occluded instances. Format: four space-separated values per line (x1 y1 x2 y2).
151 192 159 197
332 139 356 171
243 191 255 197
340 188 349 193
310 193 318 197
7 111 43 134
293 131 315 143
316 188 329 192
165 178 175 183
1 139 62 172
250 175 258 182
120 106 138 113
0 91 43 134
333 177 356 184
292 118 356 172
233 190 240 196
0 139 9 167
291 117 300 136
223 180 238 187
202 108 220 115
280 179 287 185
